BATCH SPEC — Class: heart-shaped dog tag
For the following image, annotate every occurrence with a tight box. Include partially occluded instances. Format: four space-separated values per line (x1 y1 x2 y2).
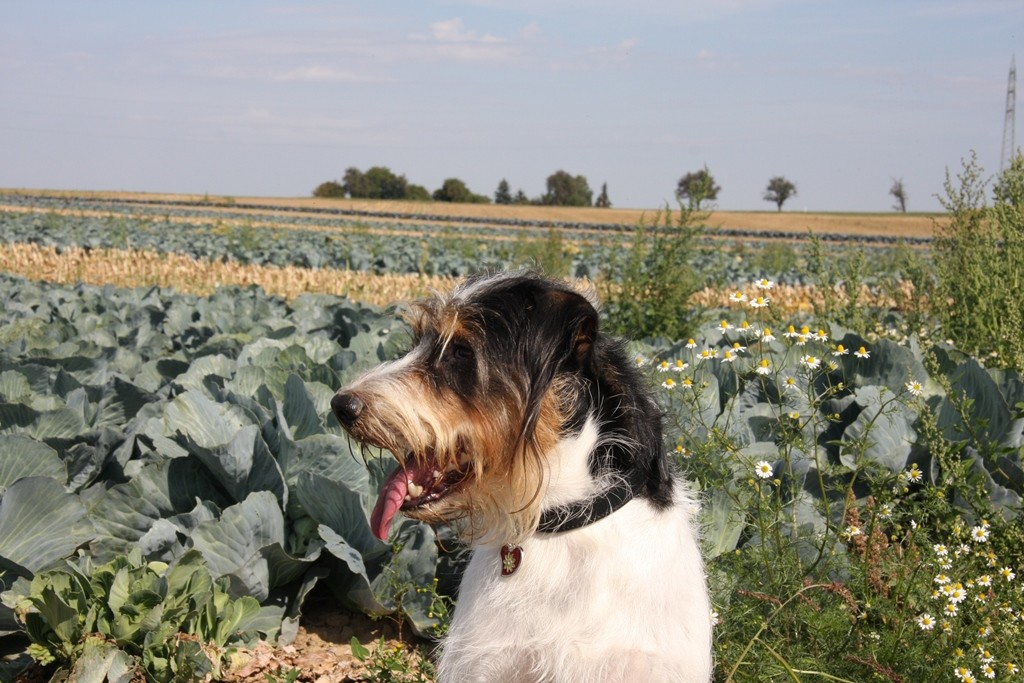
500 544 523 576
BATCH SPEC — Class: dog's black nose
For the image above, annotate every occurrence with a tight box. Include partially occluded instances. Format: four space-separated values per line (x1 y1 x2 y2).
331 392 364 428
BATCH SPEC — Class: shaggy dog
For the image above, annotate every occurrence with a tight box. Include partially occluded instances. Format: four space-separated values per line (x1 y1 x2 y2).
332 271 712 682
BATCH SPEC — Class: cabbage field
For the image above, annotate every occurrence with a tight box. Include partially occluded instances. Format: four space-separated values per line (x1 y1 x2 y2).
0 191 1021 682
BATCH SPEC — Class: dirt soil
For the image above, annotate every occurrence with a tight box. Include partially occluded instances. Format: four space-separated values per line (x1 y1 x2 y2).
222 596 432 682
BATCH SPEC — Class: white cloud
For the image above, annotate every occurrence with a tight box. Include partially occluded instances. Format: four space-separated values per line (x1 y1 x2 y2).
430 17 503 43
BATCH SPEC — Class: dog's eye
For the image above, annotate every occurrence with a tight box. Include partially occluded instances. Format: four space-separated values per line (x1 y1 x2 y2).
447 343 475 363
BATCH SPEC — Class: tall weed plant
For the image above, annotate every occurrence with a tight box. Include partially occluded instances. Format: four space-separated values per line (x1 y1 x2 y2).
933 151 1024 370
599 204 713 340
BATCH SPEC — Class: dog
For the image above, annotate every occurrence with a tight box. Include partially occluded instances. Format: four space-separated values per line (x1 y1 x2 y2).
332 271 712 682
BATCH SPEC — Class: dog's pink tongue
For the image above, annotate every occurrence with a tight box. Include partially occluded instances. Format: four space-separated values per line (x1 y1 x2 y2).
370 465 411 541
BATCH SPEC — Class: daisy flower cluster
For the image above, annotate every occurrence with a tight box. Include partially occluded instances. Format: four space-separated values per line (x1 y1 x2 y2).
916 519 1022 680
646 277 890 486
659 278 870 395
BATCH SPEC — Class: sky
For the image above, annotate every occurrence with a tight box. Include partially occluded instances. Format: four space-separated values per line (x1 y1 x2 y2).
2 1 1021 212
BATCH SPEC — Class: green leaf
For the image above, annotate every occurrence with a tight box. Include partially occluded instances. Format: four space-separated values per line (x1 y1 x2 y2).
840 386 916 473
0 435 66 492
350 636 370 661
68 638 137 683
0 477 93 574
163 390 250 450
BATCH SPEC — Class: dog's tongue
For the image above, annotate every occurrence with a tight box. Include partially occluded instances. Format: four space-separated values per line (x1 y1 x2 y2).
370 463 414 541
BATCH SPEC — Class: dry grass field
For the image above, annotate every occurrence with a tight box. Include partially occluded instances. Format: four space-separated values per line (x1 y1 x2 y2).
0 188 940 239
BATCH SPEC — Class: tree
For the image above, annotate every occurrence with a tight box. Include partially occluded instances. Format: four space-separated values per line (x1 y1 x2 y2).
342 167 371 198
363 166 408 200
543 170 592 207
763 176 797 211
494 179 512 205
433 178 473 203
675 167 720 209
594 182 612 208
406 184 432 202
890 177 908 212
512 189 530 205
433 178 489 203
312 181 345 198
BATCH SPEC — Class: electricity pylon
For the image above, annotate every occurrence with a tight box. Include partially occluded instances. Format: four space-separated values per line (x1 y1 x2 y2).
1001 56 1016 172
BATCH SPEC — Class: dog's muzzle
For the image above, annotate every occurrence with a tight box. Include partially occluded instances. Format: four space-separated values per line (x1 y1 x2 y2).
331 392 364 428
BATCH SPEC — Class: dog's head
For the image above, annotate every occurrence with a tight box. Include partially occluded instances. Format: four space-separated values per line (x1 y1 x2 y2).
332 271 668 543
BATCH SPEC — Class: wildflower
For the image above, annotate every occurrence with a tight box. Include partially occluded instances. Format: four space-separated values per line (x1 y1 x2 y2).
787 411 800 420
635 355 649 367
662 378 676 390
826 360 839 372
935 573 952 585
877 503 893 519
749 295 770 308
832 344 849 356
999 566 1016 582
854 345 871 358
906 464 923 483
1006 663 1019 675
934 544 949 557
731 341 747 354
781 376 798 392
761 327 776 342
685 338 697 349
982 664 996 679
814 328 829 342
905 380 924 396
947 585 967 603
944 602 959 617
916 613 936 630
755 278 775 290
698 348 718 362
680 376 695 388
674 445 692 458
721 350 736 363
672 359 689 372
783 324 799 339
739 320 752 334
754 461 774 479
755 359 772 375
718 320 733 334
978 575 992 587
842 525 863 540
710 609 720 627
728 292 746 304
971 525 991 543
800 355 821 370
657 360 671 372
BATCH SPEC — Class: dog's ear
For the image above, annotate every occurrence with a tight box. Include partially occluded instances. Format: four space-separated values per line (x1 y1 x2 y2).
535 287 598 368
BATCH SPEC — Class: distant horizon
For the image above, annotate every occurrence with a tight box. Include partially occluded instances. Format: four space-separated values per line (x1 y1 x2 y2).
0 186 950 219
2 2 1020 213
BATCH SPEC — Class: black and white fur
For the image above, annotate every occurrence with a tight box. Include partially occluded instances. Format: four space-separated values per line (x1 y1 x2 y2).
332 271 712 682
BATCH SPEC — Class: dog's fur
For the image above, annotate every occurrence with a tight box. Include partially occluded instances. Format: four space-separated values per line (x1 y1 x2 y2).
332 271 712 682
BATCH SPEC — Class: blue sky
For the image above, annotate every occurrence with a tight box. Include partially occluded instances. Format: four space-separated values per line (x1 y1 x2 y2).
2 1 1021 211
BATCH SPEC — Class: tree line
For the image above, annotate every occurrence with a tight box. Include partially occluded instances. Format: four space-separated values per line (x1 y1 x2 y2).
314 165 914 211
314 167 605 207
